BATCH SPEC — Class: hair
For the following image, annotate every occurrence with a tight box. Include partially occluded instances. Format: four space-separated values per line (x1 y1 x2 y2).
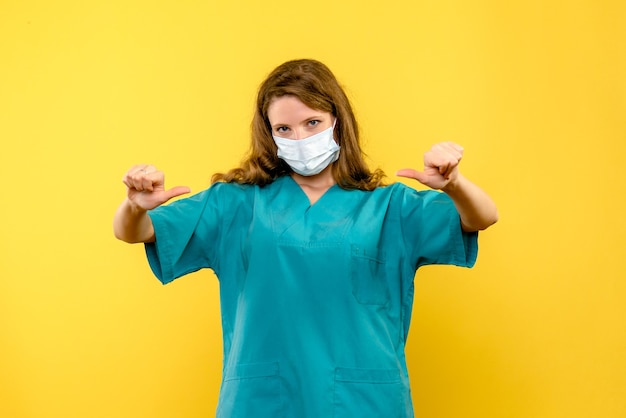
211 59 386 190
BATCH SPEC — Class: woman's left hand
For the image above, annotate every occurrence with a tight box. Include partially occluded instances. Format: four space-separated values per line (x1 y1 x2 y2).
396 142 464 190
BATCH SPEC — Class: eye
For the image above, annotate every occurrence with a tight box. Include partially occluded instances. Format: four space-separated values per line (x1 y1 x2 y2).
275 126 289 133
308 120 321 127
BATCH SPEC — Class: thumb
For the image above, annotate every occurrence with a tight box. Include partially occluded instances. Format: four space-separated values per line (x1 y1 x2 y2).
396 168 428 184
162 186 191 202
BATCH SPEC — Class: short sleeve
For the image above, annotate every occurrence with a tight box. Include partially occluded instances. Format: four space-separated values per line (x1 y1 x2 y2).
144 186 223 285
397 186 478 270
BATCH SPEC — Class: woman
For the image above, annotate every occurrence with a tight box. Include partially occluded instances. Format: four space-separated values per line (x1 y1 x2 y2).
114 59 498 418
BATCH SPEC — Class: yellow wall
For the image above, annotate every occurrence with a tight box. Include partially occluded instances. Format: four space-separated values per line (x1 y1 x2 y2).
1 1 624 417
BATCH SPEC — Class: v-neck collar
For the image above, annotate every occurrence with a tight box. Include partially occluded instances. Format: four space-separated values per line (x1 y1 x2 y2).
284 175 338 207
269 176 352 245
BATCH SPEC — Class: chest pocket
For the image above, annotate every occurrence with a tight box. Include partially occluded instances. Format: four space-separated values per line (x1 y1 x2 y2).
350 245 389 306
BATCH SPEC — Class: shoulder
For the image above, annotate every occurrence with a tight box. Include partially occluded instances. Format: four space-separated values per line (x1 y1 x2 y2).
209 180 257 196
188 176 293 200
377 181 444 199
159 181 257 212
378 182 454 213
210 176 290 192
203 177 293 204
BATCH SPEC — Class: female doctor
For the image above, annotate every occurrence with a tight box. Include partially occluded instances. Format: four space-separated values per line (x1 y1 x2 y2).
114 59 498 418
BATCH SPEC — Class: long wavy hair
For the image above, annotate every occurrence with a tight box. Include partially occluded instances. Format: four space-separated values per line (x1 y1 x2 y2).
212 59 385 190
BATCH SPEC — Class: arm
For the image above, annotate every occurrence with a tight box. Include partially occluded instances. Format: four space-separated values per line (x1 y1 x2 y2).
396 142 498 232
113 165 191 243
440 173 498 232
113 198 156 243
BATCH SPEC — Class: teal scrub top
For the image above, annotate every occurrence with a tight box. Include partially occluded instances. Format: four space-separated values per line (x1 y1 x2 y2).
145 175 478 418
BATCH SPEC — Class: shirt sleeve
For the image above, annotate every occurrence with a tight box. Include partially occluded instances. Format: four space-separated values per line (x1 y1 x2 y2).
397 185 478 270
144 185 225 285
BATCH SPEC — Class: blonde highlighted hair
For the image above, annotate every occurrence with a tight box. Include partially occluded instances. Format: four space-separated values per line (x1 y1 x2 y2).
212 59 385 190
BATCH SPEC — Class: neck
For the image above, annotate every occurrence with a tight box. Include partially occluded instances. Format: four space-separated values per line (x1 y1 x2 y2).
291 165 336 189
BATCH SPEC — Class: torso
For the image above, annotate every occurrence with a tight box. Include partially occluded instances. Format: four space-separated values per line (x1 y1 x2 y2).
146 175 475 418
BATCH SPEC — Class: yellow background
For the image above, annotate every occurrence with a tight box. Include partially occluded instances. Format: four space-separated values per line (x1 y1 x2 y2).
1 0 624 417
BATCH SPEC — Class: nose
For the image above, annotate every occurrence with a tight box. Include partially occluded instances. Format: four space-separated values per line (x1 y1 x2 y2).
292 128 305 140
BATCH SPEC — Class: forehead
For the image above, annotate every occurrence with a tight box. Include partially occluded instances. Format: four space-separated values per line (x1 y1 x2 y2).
267 96 328 123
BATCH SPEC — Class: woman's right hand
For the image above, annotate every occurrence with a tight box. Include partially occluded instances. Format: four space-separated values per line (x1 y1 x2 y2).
122 165 191 211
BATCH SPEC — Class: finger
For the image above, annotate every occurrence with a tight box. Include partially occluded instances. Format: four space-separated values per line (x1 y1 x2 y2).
427 146 462 179
141 175 154 192
139 165 157 176
123 172 145 191
396 168 429 184
430 143 463 166
438 142 464 159
162 186 191 202
438 158 461 180
443 164 456 180
123 165 160 191
140 170 162 192
430 145 461 163
437 162 450 176
122 165 142 188
127 171 151 191
424 152 450 176
128 164 151 178
396 168 418 178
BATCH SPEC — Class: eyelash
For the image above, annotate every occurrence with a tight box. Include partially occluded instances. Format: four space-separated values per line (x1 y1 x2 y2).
276 120 321 133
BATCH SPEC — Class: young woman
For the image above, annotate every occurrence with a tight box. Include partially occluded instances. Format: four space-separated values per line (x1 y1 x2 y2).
114 59 498 418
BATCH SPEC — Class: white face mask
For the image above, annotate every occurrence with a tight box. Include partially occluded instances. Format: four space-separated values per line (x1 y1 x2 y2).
273 122 340 176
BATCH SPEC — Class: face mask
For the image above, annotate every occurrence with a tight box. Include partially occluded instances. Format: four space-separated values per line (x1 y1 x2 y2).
273 122 340 176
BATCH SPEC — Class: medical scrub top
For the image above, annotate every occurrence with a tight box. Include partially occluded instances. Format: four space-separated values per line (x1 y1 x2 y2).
145 175 478 418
